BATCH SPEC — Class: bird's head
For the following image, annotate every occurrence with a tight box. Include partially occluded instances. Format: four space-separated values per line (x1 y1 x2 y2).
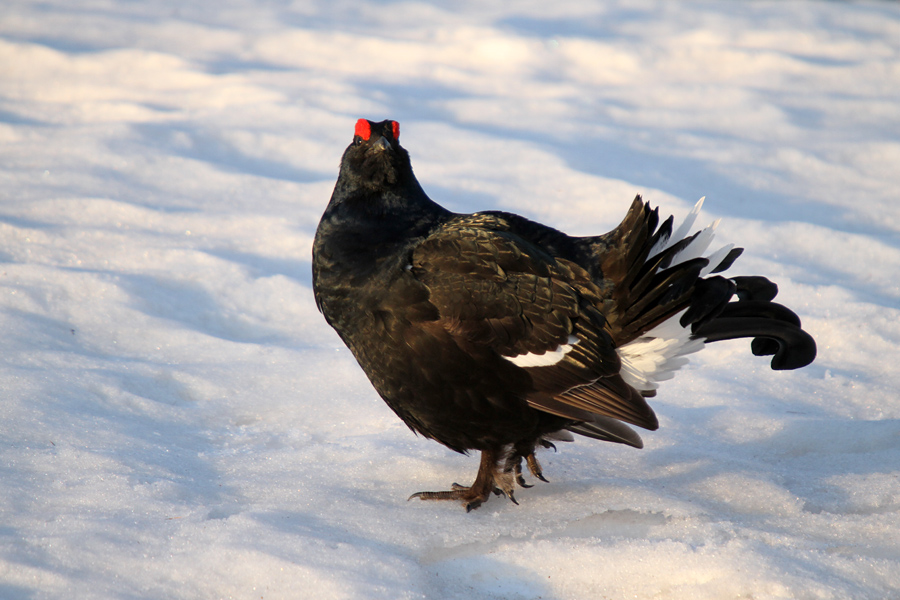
339 118 409 193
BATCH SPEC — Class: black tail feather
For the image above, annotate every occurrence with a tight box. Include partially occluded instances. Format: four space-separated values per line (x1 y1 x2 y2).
713 299 807 358
689 274 816 370
733 275 779 302
680 275 736 328
713 299 803 326
710 247 744 274
586 199 816 372
694 316 816 370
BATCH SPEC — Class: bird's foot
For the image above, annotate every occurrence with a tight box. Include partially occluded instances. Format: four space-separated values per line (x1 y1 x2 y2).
509 449 549 488
525 452 549 483
408 448 520 511
407 485 488 512
409 471 517 512
408 446 553 511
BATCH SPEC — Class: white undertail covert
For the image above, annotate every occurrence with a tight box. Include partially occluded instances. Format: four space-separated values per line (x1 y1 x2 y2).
617 198 733 393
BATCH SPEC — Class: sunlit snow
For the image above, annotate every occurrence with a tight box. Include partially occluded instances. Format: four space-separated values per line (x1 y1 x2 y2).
1 1 899 599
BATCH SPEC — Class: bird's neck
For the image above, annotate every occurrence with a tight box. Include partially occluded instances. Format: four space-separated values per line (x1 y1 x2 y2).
314 187 448 279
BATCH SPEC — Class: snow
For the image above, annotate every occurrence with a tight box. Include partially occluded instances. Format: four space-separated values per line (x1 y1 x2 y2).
1 0 899 598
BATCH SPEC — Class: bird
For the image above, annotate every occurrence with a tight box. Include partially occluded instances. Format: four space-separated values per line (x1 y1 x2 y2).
312 118 816 511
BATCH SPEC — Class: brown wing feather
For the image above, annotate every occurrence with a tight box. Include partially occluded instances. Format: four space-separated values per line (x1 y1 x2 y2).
411 214 659 431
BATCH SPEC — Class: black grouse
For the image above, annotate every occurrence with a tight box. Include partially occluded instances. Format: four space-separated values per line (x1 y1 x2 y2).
312 119 816 511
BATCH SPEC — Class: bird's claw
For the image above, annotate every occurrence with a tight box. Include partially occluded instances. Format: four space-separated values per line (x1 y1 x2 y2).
409 447 551 511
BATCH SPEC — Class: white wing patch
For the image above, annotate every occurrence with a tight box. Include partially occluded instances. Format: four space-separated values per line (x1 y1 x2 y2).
504 335 579 368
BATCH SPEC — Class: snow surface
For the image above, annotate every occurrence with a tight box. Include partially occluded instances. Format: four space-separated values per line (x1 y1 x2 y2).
2 1 899 598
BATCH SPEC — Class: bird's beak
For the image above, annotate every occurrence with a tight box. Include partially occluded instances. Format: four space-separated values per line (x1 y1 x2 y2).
372 136 391 152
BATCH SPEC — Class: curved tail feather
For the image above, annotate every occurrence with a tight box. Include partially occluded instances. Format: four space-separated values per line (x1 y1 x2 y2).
598 198 816 403
693 292 817 370
694 316 816 370
559 197 816 448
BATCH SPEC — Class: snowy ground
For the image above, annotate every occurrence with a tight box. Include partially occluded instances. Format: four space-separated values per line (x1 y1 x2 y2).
1 1 899 598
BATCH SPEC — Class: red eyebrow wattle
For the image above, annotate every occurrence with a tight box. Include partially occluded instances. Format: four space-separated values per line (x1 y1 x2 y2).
355 119 371 140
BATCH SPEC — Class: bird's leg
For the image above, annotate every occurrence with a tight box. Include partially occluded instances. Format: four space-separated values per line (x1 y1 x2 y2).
525 452 549 483
508 439 552 487
512 460 533 488
409 448 516 511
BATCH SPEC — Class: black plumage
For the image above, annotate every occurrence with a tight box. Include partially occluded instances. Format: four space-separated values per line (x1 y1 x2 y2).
312 119 816 511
